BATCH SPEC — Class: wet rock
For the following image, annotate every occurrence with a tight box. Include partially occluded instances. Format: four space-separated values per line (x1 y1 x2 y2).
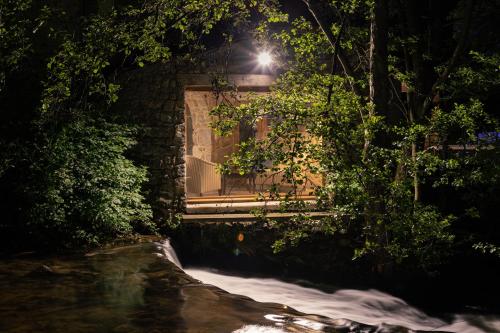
26 264 56 277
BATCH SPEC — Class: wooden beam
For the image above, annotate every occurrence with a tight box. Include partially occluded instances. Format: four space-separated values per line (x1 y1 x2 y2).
182 212 333 224
186 194 316 204
184 85 271 92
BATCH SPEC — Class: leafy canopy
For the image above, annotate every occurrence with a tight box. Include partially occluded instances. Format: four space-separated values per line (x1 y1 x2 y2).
211 0 500 268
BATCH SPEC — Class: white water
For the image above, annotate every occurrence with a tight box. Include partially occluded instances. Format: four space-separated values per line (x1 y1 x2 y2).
233 325 288 333
159 240 500 333
156 239 183 269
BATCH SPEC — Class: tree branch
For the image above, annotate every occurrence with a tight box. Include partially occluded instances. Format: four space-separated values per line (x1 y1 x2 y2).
302 0 360 95
420 0 476 117
327 17 345 104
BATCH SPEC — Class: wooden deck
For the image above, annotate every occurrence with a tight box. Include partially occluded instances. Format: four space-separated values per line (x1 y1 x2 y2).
183 193 327 223
186 194 317 214
182 211 332 224
186 193 316 204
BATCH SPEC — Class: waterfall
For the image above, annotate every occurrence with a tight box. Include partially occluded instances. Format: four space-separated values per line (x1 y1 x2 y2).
157 239 182 269
155 240 500 333
184 268 500 333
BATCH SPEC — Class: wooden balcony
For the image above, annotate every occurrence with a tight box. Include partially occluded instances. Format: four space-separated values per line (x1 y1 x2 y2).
186 193 317 214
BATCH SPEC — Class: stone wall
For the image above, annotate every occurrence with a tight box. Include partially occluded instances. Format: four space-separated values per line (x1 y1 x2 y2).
185 90 270 165
115 64 185 221
184 91 216 162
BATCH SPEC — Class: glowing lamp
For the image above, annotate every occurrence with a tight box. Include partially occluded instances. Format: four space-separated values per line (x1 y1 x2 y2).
257 51 273 66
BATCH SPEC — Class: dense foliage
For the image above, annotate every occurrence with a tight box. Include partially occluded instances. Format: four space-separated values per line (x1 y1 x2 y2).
211 0 500 269
27 120 153 246
1 0 499 271
0 0 279 248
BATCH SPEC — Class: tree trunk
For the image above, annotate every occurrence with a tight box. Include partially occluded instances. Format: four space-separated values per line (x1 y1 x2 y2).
367 0 390 271
369 0 389 124
402 0 475 203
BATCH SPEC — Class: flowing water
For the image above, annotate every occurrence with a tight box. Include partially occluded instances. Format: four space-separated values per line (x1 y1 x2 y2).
0 238 498 333
185 268 500 333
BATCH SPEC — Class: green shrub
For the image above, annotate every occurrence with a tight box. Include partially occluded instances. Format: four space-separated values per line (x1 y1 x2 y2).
28 119 153 247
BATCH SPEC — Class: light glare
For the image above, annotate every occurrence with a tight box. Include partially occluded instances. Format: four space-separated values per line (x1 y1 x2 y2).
257 51 272 66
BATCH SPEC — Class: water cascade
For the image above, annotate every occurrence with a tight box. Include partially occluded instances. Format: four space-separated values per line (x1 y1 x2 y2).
157 239 183 269
1 239 498 333
158 239 500 333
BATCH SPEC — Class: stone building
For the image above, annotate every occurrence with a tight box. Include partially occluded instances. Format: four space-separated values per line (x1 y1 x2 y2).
115 44 275 220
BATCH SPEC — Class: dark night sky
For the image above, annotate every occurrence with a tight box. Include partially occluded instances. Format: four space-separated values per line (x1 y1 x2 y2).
281 0 312 20
197 0 314 73
201 0 311 48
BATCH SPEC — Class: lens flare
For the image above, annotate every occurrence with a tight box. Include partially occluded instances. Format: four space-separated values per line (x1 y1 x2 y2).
257 52 272 66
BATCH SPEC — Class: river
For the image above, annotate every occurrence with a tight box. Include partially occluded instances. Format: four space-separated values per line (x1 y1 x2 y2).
0 239 498 332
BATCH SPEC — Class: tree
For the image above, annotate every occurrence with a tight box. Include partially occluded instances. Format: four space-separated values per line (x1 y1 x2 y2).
0 0 281 248
211 0 500 269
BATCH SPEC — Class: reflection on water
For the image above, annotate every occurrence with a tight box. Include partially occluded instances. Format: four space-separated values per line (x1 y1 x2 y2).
0 239 498 333
0 242 188 332
0 240 318 333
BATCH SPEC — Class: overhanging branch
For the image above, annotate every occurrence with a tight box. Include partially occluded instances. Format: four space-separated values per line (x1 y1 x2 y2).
302 0 360 95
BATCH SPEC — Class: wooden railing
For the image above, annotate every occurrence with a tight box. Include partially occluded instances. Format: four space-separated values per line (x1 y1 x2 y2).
185 155 221 196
